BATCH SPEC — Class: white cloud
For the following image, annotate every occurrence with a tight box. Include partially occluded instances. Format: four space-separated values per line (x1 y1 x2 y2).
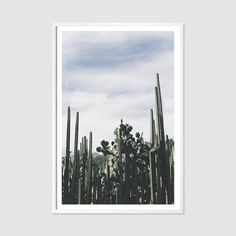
61 31 174 154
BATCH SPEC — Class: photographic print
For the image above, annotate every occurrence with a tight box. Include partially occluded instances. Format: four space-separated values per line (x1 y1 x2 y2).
53 23 183 213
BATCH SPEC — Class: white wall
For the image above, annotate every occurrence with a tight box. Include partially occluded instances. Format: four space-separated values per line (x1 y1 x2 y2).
0 0 235 235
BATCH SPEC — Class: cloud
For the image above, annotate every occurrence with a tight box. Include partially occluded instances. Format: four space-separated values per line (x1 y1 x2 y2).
61 31 174 154
63 33 173 71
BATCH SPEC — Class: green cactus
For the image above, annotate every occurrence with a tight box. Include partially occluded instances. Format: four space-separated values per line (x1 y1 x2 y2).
61 73 175 205
155 73 173 204
86 132 93 203
63 106 71 204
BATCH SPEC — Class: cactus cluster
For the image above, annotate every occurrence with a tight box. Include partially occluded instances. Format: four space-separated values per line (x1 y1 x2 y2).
62 74 175 204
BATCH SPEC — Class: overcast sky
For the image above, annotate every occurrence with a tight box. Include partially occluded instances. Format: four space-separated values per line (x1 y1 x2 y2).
62 31 174 155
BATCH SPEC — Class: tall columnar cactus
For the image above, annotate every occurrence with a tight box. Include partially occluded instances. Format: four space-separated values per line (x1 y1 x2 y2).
97 174 102 203
155 73 173 204
124 148 132 203
71 112 80 203
86 132 93 203
116 126 123 203
106 164 111 203
92 165 98 203
62 73 174 205
132 155 138 203
166 135 174 203
80 136 87 204
63 106 71 204
149 109 157 204
150 109 155 148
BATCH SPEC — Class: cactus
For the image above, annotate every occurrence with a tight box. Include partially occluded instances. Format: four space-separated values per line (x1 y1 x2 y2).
166 135 175 203
80 136 87 204
154 73 173 204
116 126 123 203
106 164 111 203
61 74 175 205
86 132 93 203
149 109 157 204
62 106 71 204
71 112 79 203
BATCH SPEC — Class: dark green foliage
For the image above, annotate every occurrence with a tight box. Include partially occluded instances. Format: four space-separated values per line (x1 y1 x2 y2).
62 74 175 204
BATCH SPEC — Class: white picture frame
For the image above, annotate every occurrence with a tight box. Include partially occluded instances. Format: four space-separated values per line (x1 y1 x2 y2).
52 23 184 214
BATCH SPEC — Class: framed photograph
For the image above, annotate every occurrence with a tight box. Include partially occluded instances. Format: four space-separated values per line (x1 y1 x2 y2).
52 23 183 213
